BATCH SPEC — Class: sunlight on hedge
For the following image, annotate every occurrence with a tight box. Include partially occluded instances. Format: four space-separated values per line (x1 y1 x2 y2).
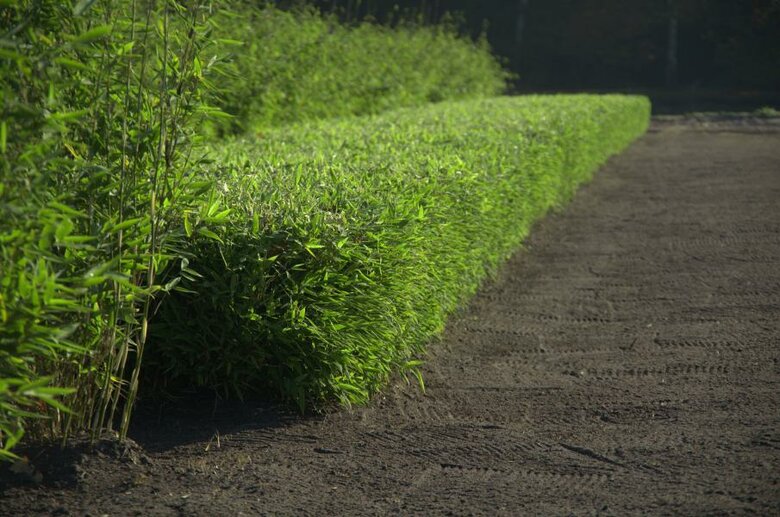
148 95 651 410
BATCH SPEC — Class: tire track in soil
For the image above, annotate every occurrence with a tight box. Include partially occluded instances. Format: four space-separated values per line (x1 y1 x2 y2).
2 119 779 515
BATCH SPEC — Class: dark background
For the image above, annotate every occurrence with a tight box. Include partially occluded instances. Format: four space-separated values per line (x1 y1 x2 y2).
282 0 780 112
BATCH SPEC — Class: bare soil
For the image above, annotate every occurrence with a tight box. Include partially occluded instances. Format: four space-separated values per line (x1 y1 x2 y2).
2 117 779 516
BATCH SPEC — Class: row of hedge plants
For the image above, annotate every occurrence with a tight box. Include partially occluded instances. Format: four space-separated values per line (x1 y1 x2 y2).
147 94 651 411
208 3 509 133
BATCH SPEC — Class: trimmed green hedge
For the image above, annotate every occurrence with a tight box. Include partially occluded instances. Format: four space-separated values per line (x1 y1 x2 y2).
148 94 651 409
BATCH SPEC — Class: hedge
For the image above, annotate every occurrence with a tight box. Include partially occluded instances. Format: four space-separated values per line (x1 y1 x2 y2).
148 94 651 410
210 5 509 133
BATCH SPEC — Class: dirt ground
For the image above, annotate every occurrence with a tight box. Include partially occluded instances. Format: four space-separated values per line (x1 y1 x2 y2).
2 116 779 516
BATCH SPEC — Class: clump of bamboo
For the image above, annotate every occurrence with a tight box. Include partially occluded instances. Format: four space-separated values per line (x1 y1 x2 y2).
0 0 229 458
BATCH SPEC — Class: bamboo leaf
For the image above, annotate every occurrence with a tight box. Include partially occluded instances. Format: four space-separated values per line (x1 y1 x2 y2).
0 48 23 61
116 41 135 56
70 25 112 44
72 0 98 16
184 213 192 237
53 57 90 71
210 209 231 222
109 217 144 233
48 109 90 122
47 202 85 218
196 227 224 243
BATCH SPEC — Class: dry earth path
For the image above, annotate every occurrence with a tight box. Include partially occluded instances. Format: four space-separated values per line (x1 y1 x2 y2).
2 117 779 515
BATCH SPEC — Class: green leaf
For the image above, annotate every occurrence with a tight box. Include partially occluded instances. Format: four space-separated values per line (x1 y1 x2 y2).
212 209 231 222
54 219 74 242
184 213 192 237
0 448 21 462
53 57 90 71
0 48 23 61
336 382 364 395
163 277 181 292
70 25 112 44
73 0 98 15
412 369 425 393
48 201 85 218
197 106 234 119
116 41 135 56
48 109 90 122
207 200 221 217
196 227 223 243
110 217 144 233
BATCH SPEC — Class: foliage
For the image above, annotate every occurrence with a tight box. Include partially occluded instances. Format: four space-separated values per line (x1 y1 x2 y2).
148 94 651 411
208 5 509 133
0 0 506 459
0 0 229 458
0 0 647 464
